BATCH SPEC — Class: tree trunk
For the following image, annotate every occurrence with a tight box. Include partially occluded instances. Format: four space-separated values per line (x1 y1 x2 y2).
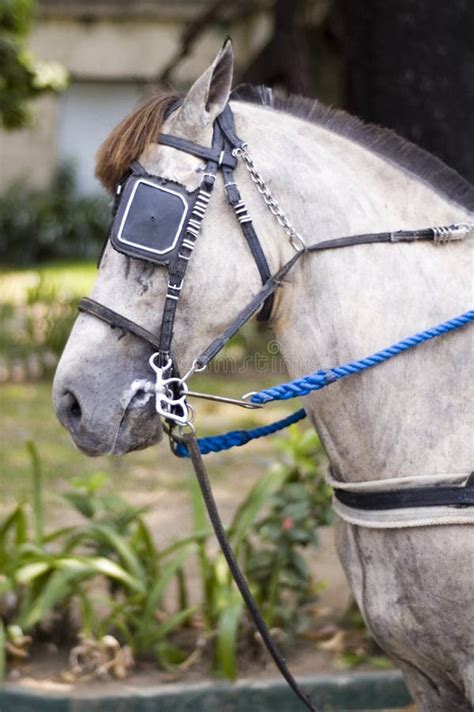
341 0 474 183
240 0 315 96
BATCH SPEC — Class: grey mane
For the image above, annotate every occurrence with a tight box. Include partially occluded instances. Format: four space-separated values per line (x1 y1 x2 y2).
232 85 474 212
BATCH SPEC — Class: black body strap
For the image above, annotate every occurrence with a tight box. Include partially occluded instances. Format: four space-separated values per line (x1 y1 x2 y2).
334 473 474 510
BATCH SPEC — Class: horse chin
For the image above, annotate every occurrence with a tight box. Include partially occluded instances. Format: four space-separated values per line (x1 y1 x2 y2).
109 401 164 456
69 411 163 457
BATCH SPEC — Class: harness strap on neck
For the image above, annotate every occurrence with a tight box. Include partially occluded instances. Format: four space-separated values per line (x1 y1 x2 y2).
182 432 318 712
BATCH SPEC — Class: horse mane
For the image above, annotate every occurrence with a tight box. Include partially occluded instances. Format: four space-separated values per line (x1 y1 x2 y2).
231 85 474 212
95 92 179 193
96 84 474 212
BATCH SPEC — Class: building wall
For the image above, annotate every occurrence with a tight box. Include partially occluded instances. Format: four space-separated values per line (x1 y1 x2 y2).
57 81 144 195
0 94 58 192
0 7 269 194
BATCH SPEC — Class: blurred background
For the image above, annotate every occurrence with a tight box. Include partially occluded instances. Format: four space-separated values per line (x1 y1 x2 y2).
0 0 471 698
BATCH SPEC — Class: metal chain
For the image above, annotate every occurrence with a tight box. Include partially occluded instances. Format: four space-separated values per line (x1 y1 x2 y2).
233 147 307 252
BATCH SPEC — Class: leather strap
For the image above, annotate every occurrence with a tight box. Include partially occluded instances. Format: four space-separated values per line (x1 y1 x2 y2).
217 103 246 150
195 251 303 368
78 297 161 351
306 228 443 253
182 433 318 712
222 163 274 321
334 473 474 510
86 220 448 369
156 124 222 364
158 134 237 170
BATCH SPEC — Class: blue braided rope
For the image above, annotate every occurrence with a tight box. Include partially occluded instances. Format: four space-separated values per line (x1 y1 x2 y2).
177 309 473 456
175 408 307 458
251 310 474 404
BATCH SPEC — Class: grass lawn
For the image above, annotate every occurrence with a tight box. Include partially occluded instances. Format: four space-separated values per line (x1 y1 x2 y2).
0 260 97 302
0 374 299 507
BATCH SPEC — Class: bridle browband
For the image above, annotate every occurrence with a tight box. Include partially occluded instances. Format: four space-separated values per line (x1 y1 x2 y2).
77 100 473 712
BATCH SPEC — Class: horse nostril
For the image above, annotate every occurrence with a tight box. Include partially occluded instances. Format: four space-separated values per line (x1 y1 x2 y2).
63 390 82 422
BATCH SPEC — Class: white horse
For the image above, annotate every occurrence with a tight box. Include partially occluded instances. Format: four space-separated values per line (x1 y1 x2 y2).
54 43 474 711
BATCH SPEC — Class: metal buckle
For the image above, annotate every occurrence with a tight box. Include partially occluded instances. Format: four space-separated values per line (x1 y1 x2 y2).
148 353 192 425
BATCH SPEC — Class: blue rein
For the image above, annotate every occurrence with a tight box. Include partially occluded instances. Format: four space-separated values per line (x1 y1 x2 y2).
175 309 474 457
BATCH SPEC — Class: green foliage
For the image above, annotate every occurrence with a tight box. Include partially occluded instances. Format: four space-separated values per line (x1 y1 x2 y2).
0 447 196 671
0 272 79 379
0 164 109 266
186 467 286 679
187 424 332 679
247 426 333 632
0 428 333 680
0 618 5 681
0 0 68 129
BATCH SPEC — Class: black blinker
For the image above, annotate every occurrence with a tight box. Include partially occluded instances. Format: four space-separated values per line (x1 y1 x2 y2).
110 173 198 265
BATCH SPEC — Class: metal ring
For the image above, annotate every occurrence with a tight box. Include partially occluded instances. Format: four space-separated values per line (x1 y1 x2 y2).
149 353 172 372
178 422 196 436
180 358 207 385
289 233 307 253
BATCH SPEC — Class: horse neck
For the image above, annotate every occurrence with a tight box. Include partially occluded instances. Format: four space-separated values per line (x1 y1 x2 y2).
235 104 473 482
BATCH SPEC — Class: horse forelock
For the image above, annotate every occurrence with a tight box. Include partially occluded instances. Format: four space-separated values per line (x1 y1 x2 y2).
95 92 180 194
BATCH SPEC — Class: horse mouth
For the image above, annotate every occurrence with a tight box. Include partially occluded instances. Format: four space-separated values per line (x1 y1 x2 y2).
109 385 163 456
54 381 163 457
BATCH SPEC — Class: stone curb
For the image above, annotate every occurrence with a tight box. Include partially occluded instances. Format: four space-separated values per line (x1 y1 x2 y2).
0 670 412 711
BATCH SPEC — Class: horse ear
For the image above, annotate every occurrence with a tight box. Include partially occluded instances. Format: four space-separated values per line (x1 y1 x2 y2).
175 38 234 130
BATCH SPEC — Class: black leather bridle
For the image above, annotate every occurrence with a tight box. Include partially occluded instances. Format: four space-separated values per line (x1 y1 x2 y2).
79 99 459 427
77 100 471 711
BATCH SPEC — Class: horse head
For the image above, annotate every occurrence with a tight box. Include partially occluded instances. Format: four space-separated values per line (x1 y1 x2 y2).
53 41 281 455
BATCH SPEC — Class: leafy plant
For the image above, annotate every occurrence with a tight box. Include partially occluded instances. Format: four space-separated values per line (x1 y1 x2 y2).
0 619 5 681
247 426 333 632
58 473 198 667
0 272 81 380
0 446 197 673
0 164 109 266
0 0 68 130
186 424 332 679
0 428 334 681
187 466 287 679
